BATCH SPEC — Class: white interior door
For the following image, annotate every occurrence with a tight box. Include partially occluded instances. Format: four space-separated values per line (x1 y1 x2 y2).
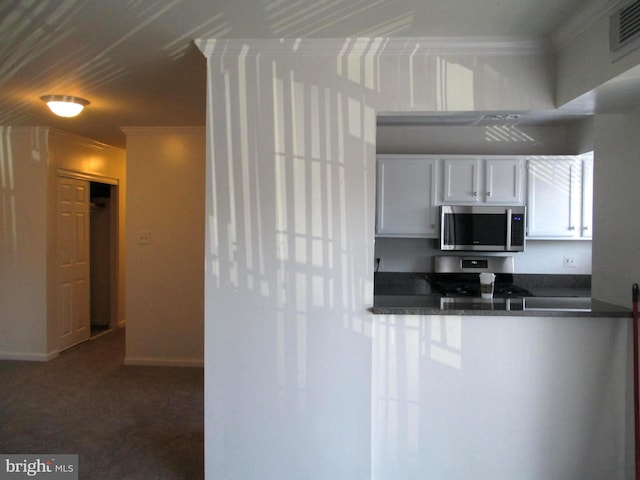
57 176 90 351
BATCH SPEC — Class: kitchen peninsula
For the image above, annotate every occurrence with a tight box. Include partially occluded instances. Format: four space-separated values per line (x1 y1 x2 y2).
370 268 633 479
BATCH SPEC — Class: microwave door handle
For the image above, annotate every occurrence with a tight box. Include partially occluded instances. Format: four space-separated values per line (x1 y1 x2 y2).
506 208 512 250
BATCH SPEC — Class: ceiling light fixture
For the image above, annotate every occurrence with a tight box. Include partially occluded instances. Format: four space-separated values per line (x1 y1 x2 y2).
40 95 90 118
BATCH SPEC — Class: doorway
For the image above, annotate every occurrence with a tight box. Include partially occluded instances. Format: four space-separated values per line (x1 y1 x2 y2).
89 181 117 338
56 171 119 351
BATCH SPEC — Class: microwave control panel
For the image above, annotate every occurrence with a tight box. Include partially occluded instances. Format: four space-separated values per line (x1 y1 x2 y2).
510 213 525 247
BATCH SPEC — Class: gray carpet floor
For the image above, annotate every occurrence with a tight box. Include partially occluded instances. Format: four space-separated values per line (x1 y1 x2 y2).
0 328 204 479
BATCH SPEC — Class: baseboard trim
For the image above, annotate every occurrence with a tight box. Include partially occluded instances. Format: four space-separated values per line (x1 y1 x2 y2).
0 350 59 362
123 356 204 367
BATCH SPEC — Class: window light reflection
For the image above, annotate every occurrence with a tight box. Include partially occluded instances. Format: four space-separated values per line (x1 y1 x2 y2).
430 316 462 369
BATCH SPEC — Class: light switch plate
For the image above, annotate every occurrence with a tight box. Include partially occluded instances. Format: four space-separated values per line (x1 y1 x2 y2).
138 231 151 244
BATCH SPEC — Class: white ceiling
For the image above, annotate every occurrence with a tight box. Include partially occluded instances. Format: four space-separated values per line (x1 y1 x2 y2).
0 0 632 148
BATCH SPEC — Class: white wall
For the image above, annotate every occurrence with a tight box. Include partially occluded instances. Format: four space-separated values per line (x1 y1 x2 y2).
123 127 205 366
198 37 559 479
0 127 50 359
592 112 640 306
0 127 125 360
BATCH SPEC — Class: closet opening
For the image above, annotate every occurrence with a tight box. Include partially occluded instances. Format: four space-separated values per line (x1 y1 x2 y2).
89 181 117 338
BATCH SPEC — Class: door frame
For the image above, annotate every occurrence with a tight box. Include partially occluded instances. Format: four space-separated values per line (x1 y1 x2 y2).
57 169 120 335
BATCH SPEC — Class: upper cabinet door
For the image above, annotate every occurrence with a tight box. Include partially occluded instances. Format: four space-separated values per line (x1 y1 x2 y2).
527 157 582 238
376 155 439 237
443 157 523 204
442 157 480 203
484 158 523 204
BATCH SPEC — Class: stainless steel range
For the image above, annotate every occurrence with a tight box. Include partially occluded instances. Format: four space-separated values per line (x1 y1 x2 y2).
428 255 533 298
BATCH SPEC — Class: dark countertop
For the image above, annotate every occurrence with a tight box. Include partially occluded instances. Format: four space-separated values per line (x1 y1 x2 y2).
372 294 631 317
372 272 631 317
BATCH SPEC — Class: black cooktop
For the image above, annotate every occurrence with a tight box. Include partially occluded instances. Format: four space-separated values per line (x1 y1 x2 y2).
427 273 534 298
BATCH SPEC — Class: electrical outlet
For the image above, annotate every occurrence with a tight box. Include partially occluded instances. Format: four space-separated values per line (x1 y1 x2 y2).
137 231 151 245
563 254 576 268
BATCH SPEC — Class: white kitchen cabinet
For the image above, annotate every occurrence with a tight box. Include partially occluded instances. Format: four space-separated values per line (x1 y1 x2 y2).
442 157 523 204
376 155 439 237
526 153 593 239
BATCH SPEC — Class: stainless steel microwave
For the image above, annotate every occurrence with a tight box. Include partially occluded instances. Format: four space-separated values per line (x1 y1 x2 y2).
440 205 526 252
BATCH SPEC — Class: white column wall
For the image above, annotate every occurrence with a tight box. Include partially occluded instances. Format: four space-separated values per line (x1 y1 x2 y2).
592 112 640 306
198 38 558 479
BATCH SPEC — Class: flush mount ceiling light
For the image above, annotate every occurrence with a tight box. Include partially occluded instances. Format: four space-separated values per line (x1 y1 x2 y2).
40 95 90 118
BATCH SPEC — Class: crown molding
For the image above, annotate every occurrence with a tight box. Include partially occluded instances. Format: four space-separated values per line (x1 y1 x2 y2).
49 128 125 152
196 36 552 58
120 126 205 137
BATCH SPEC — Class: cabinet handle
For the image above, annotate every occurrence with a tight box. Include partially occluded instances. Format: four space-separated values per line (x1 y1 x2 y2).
487 191 491 197
569 226 576 231
583 226 589 231
473 191 478 196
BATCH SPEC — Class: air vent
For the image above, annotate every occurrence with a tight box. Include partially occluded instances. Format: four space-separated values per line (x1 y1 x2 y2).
611 1 640 58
